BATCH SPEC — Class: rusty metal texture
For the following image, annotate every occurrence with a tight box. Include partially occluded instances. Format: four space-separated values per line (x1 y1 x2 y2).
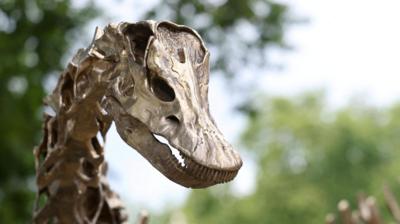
33 21 242 223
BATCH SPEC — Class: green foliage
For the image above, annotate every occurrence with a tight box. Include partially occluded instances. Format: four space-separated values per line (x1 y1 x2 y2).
0 0 97 222
168 93 400 224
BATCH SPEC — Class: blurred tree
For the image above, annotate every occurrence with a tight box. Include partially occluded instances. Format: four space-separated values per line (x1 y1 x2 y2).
161 93 400 224
0 0 96 222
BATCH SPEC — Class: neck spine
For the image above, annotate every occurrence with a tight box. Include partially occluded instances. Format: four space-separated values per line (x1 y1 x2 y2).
33 25 128 224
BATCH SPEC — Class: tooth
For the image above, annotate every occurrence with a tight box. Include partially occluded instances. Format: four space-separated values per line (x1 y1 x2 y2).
217 171 223 180
200 166 207 179
194 163 201 177
219 171 226 182
211 170 218 181
187 159 195 173
224 171 231 181
189 161 196 173
203 167 210 180
198 167 205 179
209 170 216 181
217 171 224 181
228 171 234 180
230 171 237 180
205 168 213 181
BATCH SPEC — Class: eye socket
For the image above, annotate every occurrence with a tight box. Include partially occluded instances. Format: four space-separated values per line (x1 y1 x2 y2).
150 76 175 102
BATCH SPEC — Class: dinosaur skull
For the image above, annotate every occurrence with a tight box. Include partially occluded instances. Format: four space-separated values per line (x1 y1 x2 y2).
103 21 242 188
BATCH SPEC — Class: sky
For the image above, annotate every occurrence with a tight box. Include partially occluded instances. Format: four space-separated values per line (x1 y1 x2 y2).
263 0 400 108
73 0 400 212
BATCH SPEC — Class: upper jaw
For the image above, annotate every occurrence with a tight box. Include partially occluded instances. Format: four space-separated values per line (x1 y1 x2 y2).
159 117 243 171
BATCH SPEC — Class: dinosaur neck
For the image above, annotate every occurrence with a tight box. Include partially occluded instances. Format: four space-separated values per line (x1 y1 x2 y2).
33 48 127 223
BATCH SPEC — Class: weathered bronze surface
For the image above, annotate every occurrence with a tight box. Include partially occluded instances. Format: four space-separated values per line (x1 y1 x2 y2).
33 21 242 223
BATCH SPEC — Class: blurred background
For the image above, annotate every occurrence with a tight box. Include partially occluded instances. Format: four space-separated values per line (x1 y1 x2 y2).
1 0 400 223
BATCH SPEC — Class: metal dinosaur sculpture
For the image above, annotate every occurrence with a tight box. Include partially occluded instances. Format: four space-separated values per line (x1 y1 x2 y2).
33 20 242 223
326 183 400 224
